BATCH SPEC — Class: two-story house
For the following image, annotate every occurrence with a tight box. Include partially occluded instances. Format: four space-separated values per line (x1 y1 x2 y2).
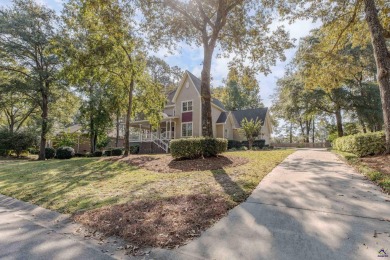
129 71 272 153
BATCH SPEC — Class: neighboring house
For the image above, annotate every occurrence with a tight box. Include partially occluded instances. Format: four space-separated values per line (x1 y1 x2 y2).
129 71 272 153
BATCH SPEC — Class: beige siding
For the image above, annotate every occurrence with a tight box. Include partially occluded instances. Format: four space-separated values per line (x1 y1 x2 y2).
211 105 223 138
174 75 201 137
224 116 234 140
216 124 223 138
163 107 175 117
261 119 271 145
233 129 245 141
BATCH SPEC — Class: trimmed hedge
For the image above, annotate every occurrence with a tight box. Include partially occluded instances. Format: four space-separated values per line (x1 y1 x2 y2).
130 145 139 155
333 131 386 157
228 139 265 149
45 147 56 159
112 148 123 156
104 150 112 156
56 146 75 159
94 151 103 157
170 138 227 159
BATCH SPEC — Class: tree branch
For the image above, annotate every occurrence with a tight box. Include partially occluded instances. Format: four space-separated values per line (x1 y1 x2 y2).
331 0 362 52
0 66 32 79
164 0 203 31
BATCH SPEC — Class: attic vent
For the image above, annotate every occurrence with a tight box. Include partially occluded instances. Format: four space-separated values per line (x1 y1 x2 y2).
185 82 189 88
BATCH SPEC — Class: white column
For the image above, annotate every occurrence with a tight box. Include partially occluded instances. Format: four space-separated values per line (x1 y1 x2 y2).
169 119 172 139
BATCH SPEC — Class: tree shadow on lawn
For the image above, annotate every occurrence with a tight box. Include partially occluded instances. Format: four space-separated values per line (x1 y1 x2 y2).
0 158 139 213
211 168 249 203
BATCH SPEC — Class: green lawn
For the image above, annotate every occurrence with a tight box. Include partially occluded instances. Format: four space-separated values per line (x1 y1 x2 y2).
0 150 294 214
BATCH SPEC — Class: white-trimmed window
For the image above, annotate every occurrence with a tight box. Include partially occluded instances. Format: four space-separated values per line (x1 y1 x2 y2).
182 122 193 137
182 100 193 112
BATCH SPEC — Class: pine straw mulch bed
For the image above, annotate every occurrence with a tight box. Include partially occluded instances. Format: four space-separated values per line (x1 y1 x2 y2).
360 154 390 176
101 154 249 173
73 194 230 254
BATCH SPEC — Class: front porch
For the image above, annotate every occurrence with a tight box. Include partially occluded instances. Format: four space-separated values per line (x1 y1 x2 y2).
129 116 179 153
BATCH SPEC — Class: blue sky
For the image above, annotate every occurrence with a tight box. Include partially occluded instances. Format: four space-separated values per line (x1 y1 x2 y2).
1 0 320 107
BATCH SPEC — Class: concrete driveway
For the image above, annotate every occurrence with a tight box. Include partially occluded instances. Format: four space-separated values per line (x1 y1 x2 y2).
0 194 131 260
148 149 390 260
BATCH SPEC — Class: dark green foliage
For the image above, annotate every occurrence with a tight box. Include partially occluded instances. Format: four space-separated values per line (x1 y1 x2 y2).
112 148 123 156
228 140 242 149
45 147 56 159
228 140 265 149
242 140 265 149
130 146 139 154
28 148 39 155
333 131 386 157
104 150 112 156
93 151 103 157
0 130 36 157
56 146 75 159
170 138 227 159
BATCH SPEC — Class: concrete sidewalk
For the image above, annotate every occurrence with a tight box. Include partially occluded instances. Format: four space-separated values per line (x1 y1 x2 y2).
0 194 132 260
147 149 390 260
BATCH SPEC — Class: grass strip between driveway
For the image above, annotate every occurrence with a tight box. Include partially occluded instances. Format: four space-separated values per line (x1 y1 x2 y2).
0 150 294 251
333 150 390 194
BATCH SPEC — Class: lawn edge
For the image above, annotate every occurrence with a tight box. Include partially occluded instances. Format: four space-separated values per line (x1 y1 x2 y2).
332 149 390 195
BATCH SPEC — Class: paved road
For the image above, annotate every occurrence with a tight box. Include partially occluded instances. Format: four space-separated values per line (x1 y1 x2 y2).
147 149 390 260
0 194 130 260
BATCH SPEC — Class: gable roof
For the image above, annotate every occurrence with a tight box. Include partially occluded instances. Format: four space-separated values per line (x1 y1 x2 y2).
168 70 226 110
230 108 268 127
216 112 228 123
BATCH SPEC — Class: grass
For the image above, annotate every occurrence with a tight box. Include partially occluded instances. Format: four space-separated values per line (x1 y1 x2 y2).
333 150 390 194
0 150 294 214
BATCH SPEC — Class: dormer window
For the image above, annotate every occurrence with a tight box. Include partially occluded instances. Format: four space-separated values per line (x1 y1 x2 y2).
182 100 193 112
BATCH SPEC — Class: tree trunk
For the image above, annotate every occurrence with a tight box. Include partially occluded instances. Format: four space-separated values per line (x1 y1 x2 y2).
124 76 135 156
89 84 95 154
312 116 315 143
359 118 367 133
335 109 344 137
115 111 120 148
201 45 214 137
289 122 293 143
364 0 390 153
305 119 311 143
38 90 49 160
248 139 253 150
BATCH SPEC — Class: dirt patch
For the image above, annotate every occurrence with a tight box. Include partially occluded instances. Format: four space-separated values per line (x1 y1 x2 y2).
102 154 248 173
360 154 390 176
74 194 230 253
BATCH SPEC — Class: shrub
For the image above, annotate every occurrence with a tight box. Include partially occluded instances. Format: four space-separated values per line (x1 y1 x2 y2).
45 147 56 159
130 145 139 154
239 146 248 151
28 148 39 155
75 153 87 157
56 147 75 159
228 140 242 149
229 140 265 149
242 140 265 149
333 131 386 157
0 130 37 157
170 138 227 159
104 150 112 156
94 151 103 157
112 148 123 156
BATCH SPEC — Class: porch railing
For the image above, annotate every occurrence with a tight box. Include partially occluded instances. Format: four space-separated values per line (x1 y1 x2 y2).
129 131 173 142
